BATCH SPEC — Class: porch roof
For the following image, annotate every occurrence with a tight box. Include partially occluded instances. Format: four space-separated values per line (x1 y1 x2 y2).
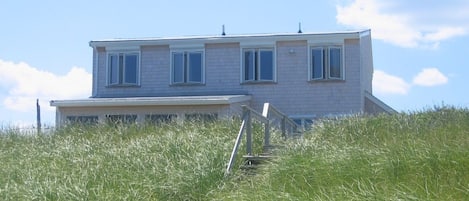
50 95 251 107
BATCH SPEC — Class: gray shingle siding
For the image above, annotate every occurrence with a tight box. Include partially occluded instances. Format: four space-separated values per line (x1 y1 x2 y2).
91 34 372 117
360 33 374 94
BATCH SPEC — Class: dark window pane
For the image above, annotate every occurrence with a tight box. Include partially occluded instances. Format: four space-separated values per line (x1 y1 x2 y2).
173 53 184 83
260 50 273 80
244 50 255 81
292 118 302 125
145 114 176 124
66 116 98 125
106 114 137 124
125 54 138 84
124 115 137 123
311 49 323 79
188 52 202 82
329 48 341 78
106 115 123 124
119 55 124 84
109 55 119 84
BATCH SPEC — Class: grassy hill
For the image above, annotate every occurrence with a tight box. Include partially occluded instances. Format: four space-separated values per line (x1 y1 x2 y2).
1 106 468 200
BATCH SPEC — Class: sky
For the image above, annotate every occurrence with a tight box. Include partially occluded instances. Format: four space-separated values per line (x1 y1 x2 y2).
1 0 469 127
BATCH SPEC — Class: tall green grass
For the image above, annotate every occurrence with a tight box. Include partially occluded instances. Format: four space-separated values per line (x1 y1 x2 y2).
0 120 246 200
1 106 468 200
212 106 469 200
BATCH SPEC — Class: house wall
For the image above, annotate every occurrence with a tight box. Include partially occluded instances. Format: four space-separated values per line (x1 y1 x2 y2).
360 33 374 94
56 102 248 125
92 38 368 117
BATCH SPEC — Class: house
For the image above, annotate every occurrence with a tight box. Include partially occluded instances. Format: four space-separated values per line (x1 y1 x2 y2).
50 29 395 127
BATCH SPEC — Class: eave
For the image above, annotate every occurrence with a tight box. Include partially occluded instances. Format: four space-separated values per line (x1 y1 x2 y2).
50 95 252 108
89 30 371 48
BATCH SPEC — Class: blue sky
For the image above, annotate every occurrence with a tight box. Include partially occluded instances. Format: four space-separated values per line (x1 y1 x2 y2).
1 0 468 127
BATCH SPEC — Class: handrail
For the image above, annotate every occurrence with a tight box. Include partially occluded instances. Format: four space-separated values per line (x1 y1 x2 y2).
225 116 247 176
263 103 297 127
245 105 269 124
242 105 269 155
225 103 301 176
262 103 299 137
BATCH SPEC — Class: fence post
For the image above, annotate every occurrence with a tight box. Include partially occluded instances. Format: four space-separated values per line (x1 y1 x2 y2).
264 120 270 149
245 107 253 156
36 99 41 134
281 116 286 138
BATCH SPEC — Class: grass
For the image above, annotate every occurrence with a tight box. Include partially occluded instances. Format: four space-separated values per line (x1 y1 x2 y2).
211 106 469 200
0 121 246 200
1 106 468 200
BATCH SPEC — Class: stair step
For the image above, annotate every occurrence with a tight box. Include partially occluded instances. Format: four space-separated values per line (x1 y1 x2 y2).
243 155 273 165
243 155 273 161
240 155 272 174
263 144 286 154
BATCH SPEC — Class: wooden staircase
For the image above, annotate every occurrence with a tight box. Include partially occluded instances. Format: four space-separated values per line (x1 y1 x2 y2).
225 103 302 176
241 155 272 174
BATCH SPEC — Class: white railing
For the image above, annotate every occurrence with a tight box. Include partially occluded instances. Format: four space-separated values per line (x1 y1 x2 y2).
225 103 300 175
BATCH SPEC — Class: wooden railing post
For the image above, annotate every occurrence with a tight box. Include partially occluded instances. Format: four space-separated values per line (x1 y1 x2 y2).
281 116 286 138
245 107 253 156
264 121 270 148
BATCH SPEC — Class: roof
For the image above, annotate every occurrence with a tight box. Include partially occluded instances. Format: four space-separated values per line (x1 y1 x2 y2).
364 91 397 114
50 95 251 107
89 29 371 48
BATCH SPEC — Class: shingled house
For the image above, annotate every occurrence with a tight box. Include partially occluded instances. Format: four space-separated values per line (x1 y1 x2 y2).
50 29 395 127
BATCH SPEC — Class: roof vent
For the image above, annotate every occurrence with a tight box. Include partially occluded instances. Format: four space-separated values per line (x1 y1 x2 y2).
298 22 302 33
222 24 226 36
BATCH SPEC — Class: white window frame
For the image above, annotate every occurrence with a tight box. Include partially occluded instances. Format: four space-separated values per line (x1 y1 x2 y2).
308 45 344 81
106 51 141 86
240 47 276 83
170 49 205 85
310 47 325 80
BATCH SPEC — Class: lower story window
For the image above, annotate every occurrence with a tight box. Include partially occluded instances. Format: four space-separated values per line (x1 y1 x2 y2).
185 113 218 122
66 116 98 125
291 117 314 131
105 114 137 124
145 114 177 124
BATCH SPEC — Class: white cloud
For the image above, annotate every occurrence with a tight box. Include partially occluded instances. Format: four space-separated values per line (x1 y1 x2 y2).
423 27 466 42
336 0 467 48
0 59 91 112
373 70 410 95
373 68 449 95
412 68 448 87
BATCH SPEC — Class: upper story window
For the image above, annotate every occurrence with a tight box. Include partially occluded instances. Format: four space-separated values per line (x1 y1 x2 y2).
242 48 275 83
171 51 204 85
310 46 343 81
108 52 139 86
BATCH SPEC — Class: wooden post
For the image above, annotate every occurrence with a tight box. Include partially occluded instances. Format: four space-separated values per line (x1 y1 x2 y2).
245 107 252 156
264 120 270 148
36 99 41 134
281 116 286 139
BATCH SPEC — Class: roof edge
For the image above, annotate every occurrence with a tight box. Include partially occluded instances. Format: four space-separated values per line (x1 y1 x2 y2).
364 91 397 114
50 95 252 107
89 29 370 47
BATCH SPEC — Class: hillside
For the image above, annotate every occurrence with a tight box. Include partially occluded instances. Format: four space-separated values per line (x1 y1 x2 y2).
211 106 469 200
1 106 468 200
